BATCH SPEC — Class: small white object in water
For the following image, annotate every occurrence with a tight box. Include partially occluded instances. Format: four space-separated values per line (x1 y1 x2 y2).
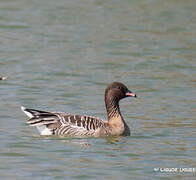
0 76 7 80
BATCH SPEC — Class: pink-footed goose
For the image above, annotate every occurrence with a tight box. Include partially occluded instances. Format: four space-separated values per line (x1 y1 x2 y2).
21 82 136 137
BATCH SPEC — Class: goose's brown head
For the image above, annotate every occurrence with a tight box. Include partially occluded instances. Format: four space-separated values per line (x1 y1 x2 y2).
105 82 136 102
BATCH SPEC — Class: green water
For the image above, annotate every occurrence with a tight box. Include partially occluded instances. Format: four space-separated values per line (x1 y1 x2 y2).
0 0 195 179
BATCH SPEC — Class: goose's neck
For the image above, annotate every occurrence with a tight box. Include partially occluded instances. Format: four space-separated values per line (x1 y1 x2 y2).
105 97 122 121
105 97 128 136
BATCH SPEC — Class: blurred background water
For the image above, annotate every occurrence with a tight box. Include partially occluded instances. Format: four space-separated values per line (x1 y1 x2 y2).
0 0 195 179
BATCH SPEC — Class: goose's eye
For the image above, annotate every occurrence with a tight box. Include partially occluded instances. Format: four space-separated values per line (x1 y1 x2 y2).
118 86 127 92
118 87 123 91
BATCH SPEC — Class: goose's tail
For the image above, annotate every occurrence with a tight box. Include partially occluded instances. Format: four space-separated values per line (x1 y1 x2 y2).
21 106 56 135
21 106 49 118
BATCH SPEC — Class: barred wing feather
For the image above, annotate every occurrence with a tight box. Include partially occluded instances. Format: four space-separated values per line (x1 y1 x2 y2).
22 107 105 136
54 114 105 136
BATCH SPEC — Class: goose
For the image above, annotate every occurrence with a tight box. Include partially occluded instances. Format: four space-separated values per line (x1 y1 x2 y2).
21 82 137 137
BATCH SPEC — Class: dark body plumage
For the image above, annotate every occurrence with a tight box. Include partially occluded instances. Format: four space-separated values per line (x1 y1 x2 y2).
21 82 136 137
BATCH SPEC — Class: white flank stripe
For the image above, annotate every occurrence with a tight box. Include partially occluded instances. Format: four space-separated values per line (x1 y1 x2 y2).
36 125 52 135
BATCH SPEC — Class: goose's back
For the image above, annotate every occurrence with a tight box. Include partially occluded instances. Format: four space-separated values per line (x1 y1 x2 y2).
26 109 107 136
53 113 107 136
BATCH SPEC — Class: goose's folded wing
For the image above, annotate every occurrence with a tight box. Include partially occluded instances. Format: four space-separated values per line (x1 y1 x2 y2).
22 106 105 136
54 113 106 136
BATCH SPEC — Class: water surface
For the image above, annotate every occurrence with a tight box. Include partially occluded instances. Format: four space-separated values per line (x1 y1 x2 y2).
0 0 195 179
